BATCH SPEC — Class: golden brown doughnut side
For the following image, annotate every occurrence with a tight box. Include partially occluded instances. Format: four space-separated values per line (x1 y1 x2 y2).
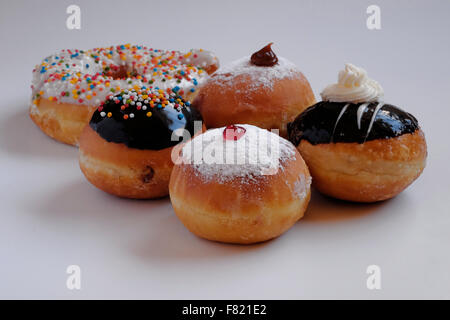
193 71 316 137
298 130 427 202
169 152 311 244
29 98 96 146
78 125 175 199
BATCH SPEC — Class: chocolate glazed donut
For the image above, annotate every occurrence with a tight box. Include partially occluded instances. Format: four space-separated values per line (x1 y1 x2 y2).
79 88 204 199
89 93 202 150
288 101 427 202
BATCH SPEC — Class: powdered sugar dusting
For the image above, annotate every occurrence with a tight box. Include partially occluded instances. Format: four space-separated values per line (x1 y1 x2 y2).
211 56 300 91
180 124 297 183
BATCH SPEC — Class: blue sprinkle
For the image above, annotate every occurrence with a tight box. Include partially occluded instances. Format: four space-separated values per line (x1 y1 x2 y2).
185 101 191 106
177 114 184 120
173 86 180 93
180 71 185 76
169 98 174 103
120 45 125 49
51 62 56 66
40 67 46 74
86 64 90 68
118 96 123 100
157 104 162 109
190 88 195 93
153 68 158 72
90 84 95 89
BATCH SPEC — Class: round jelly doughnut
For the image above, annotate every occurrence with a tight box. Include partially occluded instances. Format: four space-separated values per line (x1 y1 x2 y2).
79 87 204 199
30 44 219 146
288 63 427 202
192 43 316 137
169 124 312 244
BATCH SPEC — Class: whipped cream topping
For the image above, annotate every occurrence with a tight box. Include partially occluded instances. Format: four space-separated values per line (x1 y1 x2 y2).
320 63 383 103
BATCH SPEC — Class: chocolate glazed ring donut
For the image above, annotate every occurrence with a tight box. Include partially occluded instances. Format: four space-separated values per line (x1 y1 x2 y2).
288 101 427 202
78 87 204 199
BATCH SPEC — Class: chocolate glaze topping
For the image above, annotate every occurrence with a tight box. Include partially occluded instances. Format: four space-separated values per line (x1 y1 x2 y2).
89 89 202 150
287 101 420 146
250 43 278 67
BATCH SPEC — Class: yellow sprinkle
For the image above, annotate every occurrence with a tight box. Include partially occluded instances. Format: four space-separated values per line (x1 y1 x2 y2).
39 91 44 95
86 95 92 100
146 112 152 117
73 94 78 99
107 112 112 118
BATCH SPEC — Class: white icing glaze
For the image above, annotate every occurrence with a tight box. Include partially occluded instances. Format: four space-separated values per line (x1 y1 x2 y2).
30 45 219 109
321 63 383 103
180 124 297 183
210 56 300 91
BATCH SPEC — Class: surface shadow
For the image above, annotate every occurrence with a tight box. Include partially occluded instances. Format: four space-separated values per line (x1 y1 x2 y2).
0 104 76 160
302 189 388 223
130 213 272 262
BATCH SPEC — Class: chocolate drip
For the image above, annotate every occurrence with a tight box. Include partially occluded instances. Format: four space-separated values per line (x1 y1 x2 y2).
89 92 203 150
287 101 419 146
250 43 278 67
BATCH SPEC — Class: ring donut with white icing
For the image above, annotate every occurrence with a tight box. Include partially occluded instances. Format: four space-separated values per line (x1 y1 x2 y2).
287 63 427 202
30 44 219 146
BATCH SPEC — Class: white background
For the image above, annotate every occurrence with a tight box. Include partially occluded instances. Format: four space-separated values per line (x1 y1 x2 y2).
1 0 449 299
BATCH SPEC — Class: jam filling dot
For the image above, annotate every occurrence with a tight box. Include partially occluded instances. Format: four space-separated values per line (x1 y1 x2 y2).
250 43 278 67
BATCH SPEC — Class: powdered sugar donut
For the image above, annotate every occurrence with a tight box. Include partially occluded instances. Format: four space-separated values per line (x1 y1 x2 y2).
169 124 311 244
192 43 315 138
30 44 219 146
